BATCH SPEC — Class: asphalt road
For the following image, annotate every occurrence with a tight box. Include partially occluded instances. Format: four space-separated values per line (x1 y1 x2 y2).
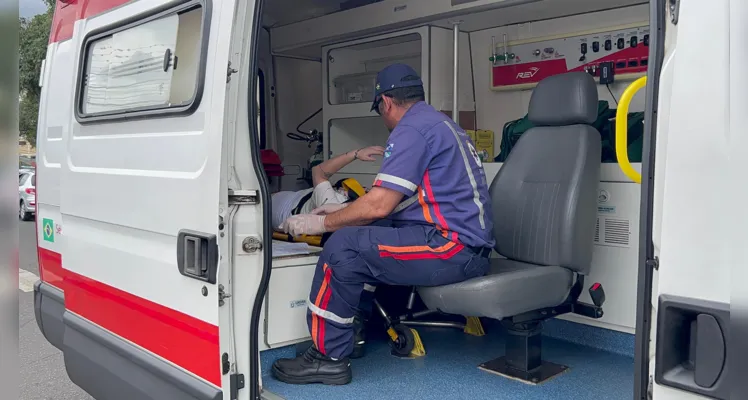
18 220 94 400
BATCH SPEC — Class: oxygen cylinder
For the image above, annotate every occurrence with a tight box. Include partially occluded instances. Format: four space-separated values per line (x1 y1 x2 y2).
309 142 324 169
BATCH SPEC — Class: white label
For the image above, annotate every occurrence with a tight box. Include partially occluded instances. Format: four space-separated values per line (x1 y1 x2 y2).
290 299 307 309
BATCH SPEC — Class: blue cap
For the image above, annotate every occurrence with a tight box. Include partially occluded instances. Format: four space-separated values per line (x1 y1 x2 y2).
371 63 423 111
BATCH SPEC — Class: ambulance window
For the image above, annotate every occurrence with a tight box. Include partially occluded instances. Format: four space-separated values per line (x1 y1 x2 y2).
77 2 206 121
257 69 266 149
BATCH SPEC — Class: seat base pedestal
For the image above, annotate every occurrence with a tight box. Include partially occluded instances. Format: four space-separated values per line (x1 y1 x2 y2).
477 320 569 384
478 356 569 385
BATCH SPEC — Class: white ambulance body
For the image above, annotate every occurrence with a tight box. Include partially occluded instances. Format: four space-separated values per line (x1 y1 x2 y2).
33 0 738 399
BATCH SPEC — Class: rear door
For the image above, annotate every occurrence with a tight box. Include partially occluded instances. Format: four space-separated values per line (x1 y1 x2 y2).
57 0 237 398
648 1 731 399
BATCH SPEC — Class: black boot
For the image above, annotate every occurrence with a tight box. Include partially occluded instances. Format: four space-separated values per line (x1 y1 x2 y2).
272 346 352 385
350 315 366 359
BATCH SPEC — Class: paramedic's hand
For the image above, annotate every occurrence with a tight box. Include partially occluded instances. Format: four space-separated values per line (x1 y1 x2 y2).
355 146 385 161
311 203 349 215
281 214 327 237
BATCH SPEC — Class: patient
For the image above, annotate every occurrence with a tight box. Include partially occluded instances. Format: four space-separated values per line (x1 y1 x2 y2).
272 146 384 229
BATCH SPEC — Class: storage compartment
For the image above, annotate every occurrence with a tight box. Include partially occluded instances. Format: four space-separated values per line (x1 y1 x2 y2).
321 26 476 182
328 116 389 175
265 250 322 348
333 72 377 104
326 32 424 106
266 263 317 347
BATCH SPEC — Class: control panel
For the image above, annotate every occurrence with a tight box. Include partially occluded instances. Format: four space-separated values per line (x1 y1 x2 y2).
490 23 649 91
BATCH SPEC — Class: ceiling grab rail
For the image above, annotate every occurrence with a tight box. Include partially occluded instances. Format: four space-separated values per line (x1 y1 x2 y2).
615 76 647 184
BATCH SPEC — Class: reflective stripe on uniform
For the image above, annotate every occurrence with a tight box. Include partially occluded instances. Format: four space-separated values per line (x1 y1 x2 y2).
311 264 332 351
308 301 355 325
375 173 417 192
363 283 377 292
443 121 486 229
377 241 456 254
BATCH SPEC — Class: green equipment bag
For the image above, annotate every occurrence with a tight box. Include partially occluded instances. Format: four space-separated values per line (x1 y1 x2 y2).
495 115 534 163
600 111 645 163
494 101 644 164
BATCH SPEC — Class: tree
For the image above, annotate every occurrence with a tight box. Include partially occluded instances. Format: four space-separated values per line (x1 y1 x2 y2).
19 1 55 146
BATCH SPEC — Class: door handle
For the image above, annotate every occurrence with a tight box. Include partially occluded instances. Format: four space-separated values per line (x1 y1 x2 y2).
655 294 729 399
177 229 219 284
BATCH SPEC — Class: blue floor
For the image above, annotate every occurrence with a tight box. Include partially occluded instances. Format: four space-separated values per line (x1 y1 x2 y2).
261 320 635 400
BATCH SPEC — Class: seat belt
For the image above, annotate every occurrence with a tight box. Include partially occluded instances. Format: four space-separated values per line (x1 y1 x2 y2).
393 193 418 213
292 177 364 215
292 191 314 215
294 179 416 215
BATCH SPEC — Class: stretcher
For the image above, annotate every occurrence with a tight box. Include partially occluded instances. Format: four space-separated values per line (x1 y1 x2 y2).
272 231 332 247
274 177 366 247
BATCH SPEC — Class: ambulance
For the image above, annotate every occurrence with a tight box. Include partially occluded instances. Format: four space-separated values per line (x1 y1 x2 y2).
33 0 736 399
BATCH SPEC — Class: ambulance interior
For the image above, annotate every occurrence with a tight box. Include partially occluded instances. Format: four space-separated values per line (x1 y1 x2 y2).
253 1 653 398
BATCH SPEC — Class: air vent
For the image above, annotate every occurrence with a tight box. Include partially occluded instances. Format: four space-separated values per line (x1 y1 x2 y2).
603 218 630 247
593 217 631 248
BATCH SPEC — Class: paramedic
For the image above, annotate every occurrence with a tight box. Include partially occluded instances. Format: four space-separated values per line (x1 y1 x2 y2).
272 63 494 385
271 146 384 229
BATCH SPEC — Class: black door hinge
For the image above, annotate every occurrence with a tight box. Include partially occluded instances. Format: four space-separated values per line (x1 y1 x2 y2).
219 284 232 307
222 353 230 375
227 61 238 83
646 256 659 270
669 0 680 24
230 373 245 400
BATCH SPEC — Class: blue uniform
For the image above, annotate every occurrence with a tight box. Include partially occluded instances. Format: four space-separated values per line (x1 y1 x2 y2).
306 86 494 359
374 101 495 249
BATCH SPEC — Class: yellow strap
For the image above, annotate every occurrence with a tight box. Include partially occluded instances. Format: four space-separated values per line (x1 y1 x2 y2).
615 76 646 184
272 232 323 247
300 235 322 247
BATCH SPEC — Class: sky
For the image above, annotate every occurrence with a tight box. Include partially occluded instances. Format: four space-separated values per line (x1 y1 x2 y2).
19 0 47 18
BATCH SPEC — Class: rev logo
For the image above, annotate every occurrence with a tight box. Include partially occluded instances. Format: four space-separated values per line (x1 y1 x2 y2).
516 67 540 79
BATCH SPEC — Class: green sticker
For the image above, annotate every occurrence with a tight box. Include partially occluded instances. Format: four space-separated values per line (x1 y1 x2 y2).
43 218 54 243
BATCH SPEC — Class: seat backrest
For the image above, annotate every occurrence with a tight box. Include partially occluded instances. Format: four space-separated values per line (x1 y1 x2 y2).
490 72 602 275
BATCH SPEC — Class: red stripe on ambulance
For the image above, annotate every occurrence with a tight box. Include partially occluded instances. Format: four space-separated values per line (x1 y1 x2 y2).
39 247 64 289
38 249 221 386
49 0 131 43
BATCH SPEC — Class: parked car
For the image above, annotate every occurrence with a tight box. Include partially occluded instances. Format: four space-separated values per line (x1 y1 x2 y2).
19 171 36 221
19 156 35 171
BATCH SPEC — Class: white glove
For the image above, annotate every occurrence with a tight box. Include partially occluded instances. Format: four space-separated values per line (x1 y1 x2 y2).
281 214 327 237
311 203 349 215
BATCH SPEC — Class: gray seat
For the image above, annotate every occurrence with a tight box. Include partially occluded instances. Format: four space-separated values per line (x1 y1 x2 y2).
418 71 603 383
419 258 574 321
